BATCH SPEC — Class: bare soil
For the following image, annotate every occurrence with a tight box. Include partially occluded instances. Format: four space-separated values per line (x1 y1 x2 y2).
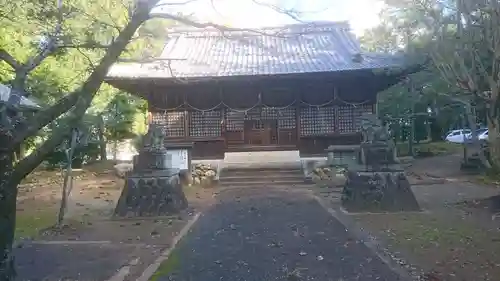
17 161 216 239
347 154 500 281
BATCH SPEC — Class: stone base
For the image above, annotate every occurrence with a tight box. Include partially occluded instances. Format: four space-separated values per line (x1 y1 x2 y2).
341 170 420 213
114 169 188 217
359 142 398 167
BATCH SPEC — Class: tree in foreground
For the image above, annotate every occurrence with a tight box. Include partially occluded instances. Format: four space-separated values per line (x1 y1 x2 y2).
0 0 161 278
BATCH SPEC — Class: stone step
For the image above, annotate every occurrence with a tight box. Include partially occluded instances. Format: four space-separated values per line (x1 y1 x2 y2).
219 179 310 188
220 174 304 183
224 151 301 163
220 168 303 177
222 165 302 172
318 190 343 197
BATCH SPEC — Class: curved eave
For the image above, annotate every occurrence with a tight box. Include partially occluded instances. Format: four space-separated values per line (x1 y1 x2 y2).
106 62 423 98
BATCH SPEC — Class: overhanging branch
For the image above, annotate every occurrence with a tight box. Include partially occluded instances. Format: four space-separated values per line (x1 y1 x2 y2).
10 121 72 185
0 49 21 70
149 12 286 36
10 2 154 149
58 42 111 49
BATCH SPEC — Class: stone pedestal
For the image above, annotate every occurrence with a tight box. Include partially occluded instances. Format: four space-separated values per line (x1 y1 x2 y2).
342 170 420 212
114 146 189 218
134 148 172 171
114 169 188 217
326 145 359 168
340 135 420 212
359 142 398 168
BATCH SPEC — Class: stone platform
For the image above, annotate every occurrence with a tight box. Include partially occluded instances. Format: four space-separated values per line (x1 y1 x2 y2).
342 170 421 212
114 169 188 217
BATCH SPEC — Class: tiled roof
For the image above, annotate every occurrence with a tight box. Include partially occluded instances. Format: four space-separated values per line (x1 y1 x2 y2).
106 21 405 80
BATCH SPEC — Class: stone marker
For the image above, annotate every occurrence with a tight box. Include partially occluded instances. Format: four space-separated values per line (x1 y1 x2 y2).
341 113 421 213
114 124 188 217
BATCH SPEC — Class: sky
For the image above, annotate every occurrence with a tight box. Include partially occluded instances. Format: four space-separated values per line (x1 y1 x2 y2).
153 0 385 35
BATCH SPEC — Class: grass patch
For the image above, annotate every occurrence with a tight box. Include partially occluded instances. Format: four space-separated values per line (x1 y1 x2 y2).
366 214 481 250
473 173 500 186
353 213 500 280
396 141 462 157
150 248 181 281
16 203 57 239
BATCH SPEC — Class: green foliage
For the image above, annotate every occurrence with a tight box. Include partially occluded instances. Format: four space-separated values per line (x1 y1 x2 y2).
43 114 101 169
103 93 147 141
1 0 170 158
396 141 462 158
44 142 100 169
361 1 484 140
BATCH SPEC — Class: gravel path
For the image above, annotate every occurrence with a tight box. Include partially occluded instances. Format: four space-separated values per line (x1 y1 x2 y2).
156 188 404 281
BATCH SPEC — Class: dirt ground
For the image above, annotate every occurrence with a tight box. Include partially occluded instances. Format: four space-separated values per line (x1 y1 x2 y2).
14 161 217 281
17 161 216 239
347 154 500 281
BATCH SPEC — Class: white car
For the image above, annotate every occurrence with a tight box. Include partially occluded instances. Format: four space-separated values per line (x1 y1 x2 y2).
478 129 488 141
445 129 472 143
465 128 488 141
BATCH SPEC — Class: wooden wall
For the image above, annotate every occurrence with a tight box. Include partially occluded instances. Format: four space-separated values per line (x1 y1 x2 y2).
144 76 377 159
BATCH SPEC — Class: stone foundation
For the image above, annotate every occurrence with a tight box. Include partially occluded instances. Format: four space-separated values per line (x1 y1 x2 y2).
114 169 188 217
342 170 420 212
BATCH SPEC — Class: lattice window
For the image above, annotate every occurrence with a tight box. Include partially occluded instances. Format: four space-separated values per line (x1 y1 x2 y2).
299 107 335 136
277 108 296 129
260 107 296 128
151 111 185 137
338 104 374 133
189 110 222 137
245 107 261 120
225 107 296 130
225 110 245 131
260 107 278 119
338 106 354 133
353 104 374 130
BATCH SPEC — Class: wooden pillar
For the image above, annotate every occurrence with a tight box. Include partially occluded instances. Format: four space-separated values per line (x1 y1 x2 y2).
334 107 340 133
183 92 189 140
147 111 153 125
220 86 228 149
295 91 301 148
333 87 340 132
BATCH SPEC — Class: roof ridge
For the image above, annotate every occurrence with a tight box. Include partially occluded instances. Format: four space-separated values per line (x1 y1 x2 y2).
166 21 351 37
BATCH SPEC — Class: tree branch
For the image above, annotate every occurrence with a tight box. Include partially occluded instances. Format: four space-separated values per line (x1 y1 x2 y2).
9 1 155 154
149 11 286 36
0 49 20 70
58 42 111 49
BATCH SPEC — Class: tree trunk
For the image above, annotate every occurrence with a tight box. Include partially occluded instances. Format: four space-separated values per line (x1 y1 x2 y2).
98 115 107 161
0 152 17 281
57 131 77 226
0 3 157 279
113 140 118 161
487 116 500 169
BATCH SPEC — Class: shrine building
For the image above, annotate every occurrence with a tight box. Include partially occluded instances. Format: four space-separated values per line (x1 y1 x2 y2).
105 21 414 160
